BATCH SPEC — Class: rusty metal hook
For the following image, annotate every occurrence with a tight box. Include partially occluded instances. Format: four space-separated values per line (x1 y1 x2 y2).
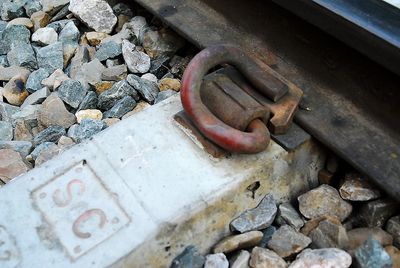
181 45 286 153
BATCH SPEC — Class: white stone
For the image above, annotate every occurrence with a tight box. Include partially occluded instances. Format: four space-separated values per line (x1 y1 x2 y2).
289 248 352 268
32 27 58 46
122 40 150 73
205 253 229 268
141 73 158 83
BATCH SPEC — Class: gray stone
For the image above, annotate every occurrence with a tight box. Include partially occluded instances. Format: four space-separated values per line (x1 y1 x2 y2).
0 55 9 67
149 55 170 79
100 22 135 45
127 74 159 104
214 231 263 254
40 0 69 15
357 198 399 228
24 0 42 17
143 28 185 59
67 119 104 143
13 119 36 141
354 238 392 268
11 104 40 123
298 184 353 222
74 59 105 90
26 68 50 93
267 225 311 258
348 227 393 251
41 68 68 90
1 0 26 21
21 87 49 108
103 95 136 119
230 194 277 233
386 216 400 248
38 93 76 128
204 253 229 268
339 173 381 201
249 247 287 268
69 45 90 79
309 219 349 249
58 79 86 108
47 19 78 33
0 25 31 55
0 102 20 122
258 226 276 248
29 141 56 161
289 248 352 268
59 21 80 64
141 73 158 83
101 64 127 81
32 125 65 146
112 3 133 17
7 43 37 71
155 89 177 104
32 27 58 46
69 0 117 34
95 41 122 62
36 42 64 73
170 245 205 268
0 66 30 81
35 142 60 165
230 250 250 268
276 203 304 231
98 80 139 110
78 91 98 111
128 16 148 44
0 140 32 158
0 121 13 141
0 148 29 183
122 40 150 73
50 3 69 22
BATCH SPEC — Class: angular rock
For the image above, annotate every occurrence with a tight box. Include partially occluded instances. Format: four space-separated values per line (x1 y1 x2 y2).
1 0 25 21
348 228 393 251
97 79 139 110
38 93 76 128
357 198 399 228
230 194 277 233
141 73 158 83
57 79 86 108
67 119 104 143
21 87 50 108
230 250 250 268
32 125 65 146
50 4 70 22
155 89 176 103
13 119 35 141
289 248 352 268
258 226 276 248
35 142 60 165
143 28 185 59
36 42 64 73
2 75 29 106
121 101 149 119
0 66 30 81
32 27 58 46
58 21 80 65
298 184 352 222
309 218 349 249
385 246 400 268
69 45 90 79
100 22 135 45
149 55 170 78
204 253 229 268
24 0 42 17
75 109 102 123
0 149 29 183
41 68 69 90
170 55 191 78
301 215 342 236
159 78 181 92
0 121 13 141
30 11 50 32
127 74 159 104
355 238 392 268
318 169 335 185
170 245 205 268
93 81 113 95
276 203 304 231
112 3 133 17
95 41 122 62
267 225 311 258
57 135 74 149
103 95 136 118
386 216 400 248
29 141 57 161
0 140 32 158
86 32 110 46
128 16 148 44
102 117 119 127
69 0 117 34
0 55 9 67
0 25 30 55
0 102 20 122
101 64 127 81
122 40 151 73
74 58 105 89
7 43 37 71
8 17 33 30
339 173 380 201
213 231 263 254
41 0 69 15
11 104 40 123
249 247 287 268
26 68 50 93
78 91 98 111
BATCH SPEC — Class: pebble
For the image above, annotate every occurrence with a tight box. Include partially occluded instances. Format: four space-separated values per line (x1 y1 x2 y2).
98 80 139 110
0 55 9 67
7 43 37 71
41 68 69 90
103 96 136 118
126 74 159 104
101 64 127 81
0 102 20 122
78 91 98 111
11 104 40 123
347 228 393 251
76 109 102 123
249 247 286 268
0 25 30 54
0 121 13 141
101 23 134 45
35 143 60 165
1 1 25 21
7 17 33 29
267 225 311 258
69 46 90 79
38 93 76 128
102 117 120 127
95 41 122 62
32 27 58 46
213 231 263 254
0 66 30 81
67 119 104 142
58 79 87 108
149 55 170 78
385 246 400 268
289 248 352 268
170 245 205 268
356 198 399 227
69 0 117 34
204 253 229 268
230 250 250 268
13 119 36 141
170 55 191 77
298 184 352 222
0 149 29 183
24 0 42 17
318 169 334 185
58 21 80 65
258 226 276 248
276 203 304 231
386 216 400 248
128 16 148 44
159 78 181 92
122 40 151 73
86 32 110 46
50 4 70 22
41 0 69 15
74 58 105 89
301 215 341 236
354 238 392 268
339 173 380 201
36 42 64 73
57 135 75 149
30 11 50 32
29 142 57 161
2 75 29 106
32 125 66 146
143 28 185 59
230 194 277 233
141 73 158 83
155 89 177 103
309 218 349 249
121 101 150 119
21 87 50 108
93 81 114 95
26 68 50 93
0 141 32 158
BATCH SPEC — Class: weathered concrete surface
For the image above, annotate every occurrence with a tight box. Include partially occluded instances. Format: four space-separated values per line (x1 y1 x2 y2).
0 95 325 267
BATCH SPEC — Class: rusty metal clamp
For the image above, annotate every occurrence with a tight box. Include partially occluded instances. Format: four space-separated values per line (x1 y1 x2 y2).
181 45 290 153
